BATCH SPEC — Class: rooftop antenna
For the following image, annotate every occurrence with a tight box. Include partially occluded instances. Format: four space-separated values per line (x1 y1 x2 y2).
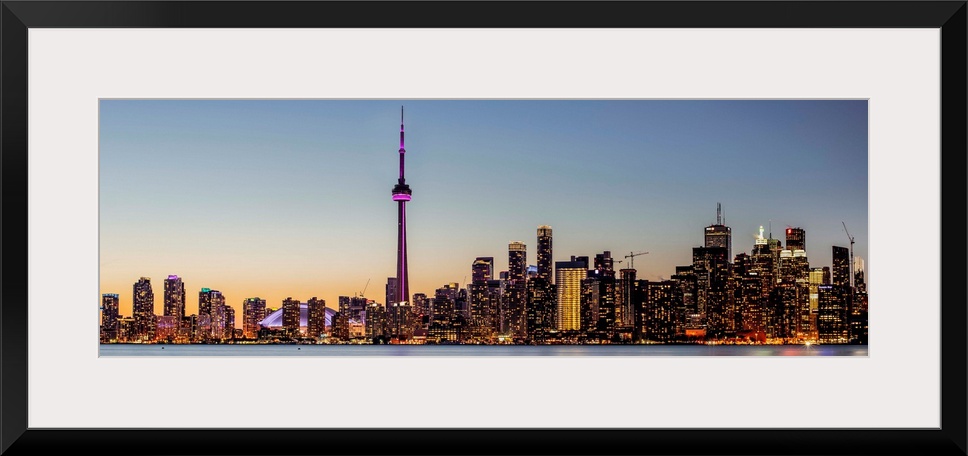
716 203 722 225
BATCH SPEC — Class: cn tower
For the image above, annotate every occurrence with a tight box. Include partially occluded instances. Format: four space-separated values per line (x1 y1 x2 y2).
391 107 412 304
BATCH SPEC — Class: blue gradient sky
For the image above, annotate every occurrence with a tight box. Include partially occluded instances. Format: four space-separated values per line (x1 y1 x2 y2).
99 100 868 321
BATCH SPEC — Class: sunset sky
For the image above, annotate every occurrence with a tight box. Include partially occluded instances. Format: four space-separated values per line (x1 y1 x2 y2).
99 100 868 325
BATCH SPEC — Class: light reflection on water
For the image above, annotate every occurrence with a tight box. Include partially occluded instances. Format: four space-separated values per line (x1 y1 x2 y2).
100 344 868 357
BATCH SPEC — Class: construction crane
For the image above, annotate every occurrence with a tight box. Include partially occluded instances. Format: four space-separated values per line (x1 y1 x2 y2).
842 222 855 288
624 251 649 269
357 278 370 298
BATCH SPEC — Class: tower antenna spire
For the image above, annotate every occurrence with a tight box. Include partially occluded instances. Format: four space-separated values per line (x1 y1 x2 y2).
391 107 413 306
716 202 722 225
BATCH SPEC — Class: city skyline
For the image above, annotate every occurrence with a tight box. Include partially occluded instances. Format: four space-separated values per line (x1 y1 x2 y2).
99 100 868 329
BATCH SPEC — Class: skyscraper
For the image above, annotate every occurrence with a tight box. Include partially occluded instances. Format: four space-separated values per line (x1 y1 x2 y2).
204 289 226 340
556 259 588 331
282 297 301 338
505 242 527 338
242 297 267 339
163 275 186 320
101 293 120 342
693 246 729 336
832 246 850 287
223 304 235 339
471 257 494 282
199 288 214 318
132 277 155 342
307 297 327 339
818 285 850 344
508 241 527 280
634 280 683 343
536 225 553 282
704 203 732 261
785 227 806 251
385 277 398 307
391 107 413 305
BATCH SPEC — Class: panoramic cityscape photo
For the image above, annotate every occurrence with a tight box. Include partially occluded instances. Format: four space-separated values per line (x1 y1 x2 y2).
98 100 868 355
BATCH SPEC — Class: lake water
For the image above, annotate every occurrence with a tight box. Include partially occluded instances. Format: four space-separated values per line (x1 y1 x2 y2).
100 344 867 357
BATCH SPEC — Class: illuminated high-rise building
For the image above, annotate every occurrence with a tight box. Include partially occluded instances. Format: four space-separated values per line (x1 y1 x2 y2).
525 278 555 342
365 301 388 341
223 305 235 339
385 277 398 306
508 241 527 280
412 292 430 327
556 259 588 331
203 289 226 340
849 290 868 344
785 227 806 251
818 285 850 344
832 246 850 288
101 293 120 342
391 107 413 305
155 315 179 342
672 267 700 329
693 246 729 336
735 276 762 334
634 280 683 343
593 251 615 278
779 249 810 283
504 241 527 338
132 277 155 342
163 275 186 320
242 297 267 339
617 268 636 327
854 256 867 293
282 297 301 338
307 297 327 339
581 275 601 332
387 301 413 340
704 203 732 261
583 254 617 334
767 282 801 340
469 280 499 340
471 257 494 282
198 288 214 318
537 225 553 282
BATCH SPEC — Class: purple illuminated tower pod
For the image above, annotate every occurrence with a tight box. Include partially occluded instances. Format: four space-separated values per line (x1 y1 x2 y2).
391 107 412 304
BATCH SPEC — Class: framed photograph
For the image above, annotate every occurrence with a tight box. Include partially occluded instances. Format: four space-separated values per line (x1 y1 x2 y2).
2 1 965 455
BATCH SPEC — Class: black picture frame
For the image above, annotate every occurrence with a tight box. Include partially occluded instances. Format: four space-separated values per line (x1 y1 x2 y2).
2 1 965 455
